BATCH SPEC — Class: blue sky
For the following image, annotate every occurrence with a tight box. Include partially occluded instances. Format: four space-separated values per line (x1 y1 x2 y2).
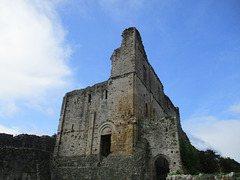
0 0 240 162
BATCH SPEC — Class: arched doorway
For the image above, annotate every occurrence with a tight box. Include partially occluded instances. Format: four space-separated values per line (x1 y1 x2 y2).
154 156 169 180
98 122 116 157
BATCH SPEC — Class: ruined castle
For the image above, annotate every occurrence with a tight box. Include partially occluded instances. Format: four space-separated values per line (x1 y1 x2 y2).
52 27 186 180
1 27 239 180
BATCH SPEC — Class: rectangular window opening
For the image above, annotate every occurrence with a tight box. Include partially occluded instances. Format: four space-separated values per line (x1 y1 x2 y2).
105 90 108 99
100 134 111 157
88 94 91 103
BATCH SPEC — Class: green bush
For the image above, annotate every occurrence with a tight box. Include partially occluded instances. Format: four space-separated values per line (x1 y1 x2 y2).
179 137 240 175
176 169 183 175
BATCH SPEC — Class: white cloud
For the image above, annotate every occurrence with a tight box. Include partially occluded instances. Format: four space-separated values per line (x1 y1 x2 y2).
0 101 19 117
0 124 47 136
229 103 240 114
186 133 213 150
183 116 240 162
0 0 72 117
0 125 19 135
23 102 54 116
98 0 144 20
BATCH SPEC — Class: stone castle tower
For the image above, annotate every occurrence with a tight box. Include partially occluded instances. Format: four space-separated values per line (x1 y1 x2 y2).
52 27 185 180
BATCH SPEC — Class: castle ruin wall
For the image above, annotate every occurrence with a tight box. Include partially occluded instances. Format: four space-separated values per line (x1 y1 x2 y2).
53 27 184 179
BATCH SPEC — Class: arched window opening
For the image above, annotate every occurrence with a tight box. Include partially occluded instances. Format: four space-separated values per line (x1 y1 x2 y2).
154 156 169 180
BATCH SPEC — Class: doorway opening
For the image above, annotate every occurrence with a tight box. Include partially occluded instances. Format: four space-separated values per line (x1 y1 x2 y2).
154 156 169 180
100 134 111 157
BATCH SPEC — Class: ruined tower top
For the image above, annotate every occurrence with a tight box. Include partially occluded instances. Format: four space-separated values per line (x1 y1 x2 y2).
110 27 147 79
121 27 144 49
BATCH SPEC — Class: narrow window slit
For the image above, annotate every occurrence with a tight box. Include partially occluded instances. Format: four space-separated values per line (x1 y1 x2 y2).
143 65 147 83
105 90 108 99
88 94 91 103
145 103 148 117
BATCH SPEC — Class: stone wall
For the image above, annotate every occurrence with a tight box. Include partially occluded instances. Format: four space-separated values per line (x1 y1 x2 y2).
110 27 136 78
52 139 150 180
133 27 179 118
0 133 55 180
138 117 182 173
133 27 183 174
0 133 55 152
52 155 143 180
55 72 137 157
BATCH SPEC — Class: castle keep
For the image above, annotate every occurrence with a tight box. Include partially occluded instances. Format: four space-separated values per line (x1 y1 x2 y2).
53 27 185 180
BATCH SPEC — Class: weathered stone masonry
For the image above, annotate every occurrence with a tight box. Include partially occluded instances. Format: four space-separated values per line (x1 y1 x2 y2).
0 133 55 180
52 27 186 180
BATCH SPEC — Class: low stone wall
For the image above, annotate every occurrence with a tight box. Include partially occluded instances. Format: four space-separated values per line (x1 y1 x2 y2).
0 133 55 180
167 172 238 180
0 133 55 152
0 147 52 180
51 139 151 180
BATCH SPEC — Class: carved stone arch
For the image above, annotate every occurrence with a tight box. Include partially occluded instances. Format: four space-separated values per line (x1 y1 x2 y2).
98 122 116 135
153 154 171 165
152 154 170 180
